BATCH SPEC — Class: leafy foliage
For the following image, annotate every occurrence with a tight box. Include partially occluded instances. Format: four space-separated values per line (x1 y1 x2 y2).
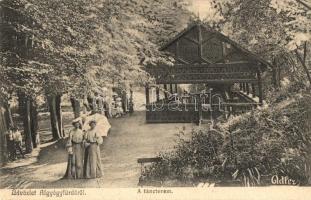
204 0 311 52
143 84 311 186
0 0 194 99
141 128 225 186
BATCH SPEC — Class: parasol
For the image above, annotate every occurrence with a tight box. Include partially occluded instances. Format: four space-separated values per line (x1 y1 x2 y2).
81 113 111 137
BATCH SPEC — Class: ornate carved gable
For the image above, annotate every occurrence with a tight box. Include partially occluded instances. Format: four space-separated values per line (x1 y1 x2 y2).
161 23 254 64
147 22 269 84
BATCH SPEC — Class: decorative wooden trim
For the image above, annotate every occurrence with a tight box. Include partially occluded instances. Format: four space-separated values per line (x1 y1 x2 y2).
222 42 226 60
175 57 189 64
198 25 214 64
156 79 258 84
160 23 270 69
159 23 197 51
200 57 213 64
184 36 199 45
222 102 260 106
201 33 216 44
151 61 256 69
214 49 238 63
198 24 203 60
176 40 179 57
148 62 258 84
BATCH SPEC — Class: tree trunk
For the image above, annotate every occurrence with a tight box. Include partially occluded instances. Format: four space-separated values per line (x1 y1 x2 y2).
295 45 311 86
70 97 80 118
0 102 9 164
295 0 311 10
55 95 64 138
272 58 278 89
277 60 281 87
47 95 61 141
18 93 33 153
4 102 14 128
257 70 263 105
30 99 39 148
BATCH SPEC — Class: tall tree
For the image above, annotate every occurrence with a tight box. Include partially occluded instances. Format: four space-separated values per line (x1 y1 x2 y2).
201 0 311 86
1 0 194 143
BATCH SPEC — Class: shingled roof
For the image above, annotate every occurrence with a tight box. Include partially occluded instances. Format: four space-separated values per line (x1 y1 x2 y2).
159 21 271 69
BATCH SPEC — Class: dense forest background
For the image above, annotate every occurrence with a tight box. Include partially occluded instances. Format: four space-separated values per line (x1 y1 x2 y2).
0 0 195 153
1 0 311 186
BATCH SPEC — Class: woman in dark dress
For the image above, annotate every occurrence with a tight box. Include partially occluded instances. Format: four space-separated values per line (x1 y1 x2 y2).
64 119 84 179
7 127 16 160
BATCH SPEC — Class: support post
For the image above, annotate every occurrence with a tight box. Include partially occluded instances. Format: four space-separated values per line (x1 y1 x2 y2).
239 83 243 91
129 89 134 114
174 84 178 93
251 83 256 98
156 87 160 102
246 83 250 95
145 84 150 105
170 84 173 94
164 84 168 99
198 94 202 125
242 83 246 92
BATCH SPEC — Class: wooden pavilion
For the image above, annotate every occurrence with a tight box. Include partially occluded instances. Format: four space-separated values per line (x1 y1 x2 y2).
145 22 269 124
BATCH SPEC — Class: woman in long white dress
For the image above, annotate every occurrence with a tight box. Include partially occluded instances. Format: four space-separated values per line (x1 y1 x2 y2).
64 120 84 179
83 120 103 178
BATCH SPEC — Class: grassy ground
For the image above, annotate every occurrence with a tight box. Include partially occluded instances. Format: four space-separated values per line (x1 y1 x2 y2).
0 111 196 188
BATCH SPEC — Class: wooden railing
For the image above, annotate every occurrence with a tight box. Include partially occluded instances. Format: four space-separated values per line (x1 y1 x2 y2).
146 100 260 123
146 103 199 123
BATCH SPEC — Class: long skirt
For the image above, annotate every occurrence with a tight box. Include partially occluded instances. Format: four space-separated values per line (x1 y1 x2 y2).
63 143 84 179
84 143 102 178
7 140 16 160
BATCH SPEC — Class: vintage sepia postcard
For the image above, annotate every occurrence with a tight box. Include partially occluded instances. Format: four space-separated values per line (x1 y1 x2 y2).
0 0 311 199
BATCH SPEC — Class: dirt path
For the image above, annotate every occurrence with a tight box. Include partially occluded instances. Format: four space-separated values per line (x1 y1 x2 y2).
0 111 196 188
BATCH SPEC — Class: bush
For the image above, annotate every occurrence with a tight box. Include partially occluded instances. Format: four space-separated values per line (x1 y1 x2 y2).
141 129 225 186
142 90 311 186
221 93 311 186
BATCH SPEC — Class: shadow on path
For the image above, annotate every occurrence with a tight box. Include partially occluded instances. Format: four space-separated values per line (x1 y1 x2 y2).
0 111 196 188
